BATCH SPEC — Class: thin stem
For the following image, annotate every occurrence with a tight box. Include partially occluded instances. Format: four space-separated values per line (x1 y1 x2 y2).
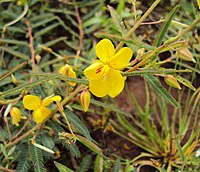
0 85 85 154
25 19 35 65
115 0 161 52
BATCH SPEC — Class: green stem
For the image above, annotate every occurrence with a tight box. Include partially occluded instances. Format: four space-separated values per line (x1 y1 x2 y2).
0 85 84 154
115 0 161 51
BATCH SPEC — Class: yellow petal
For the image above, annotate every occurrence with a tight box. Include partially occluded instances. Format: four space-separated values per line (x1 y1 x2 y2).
89 78 109 97
109 47 133 70
107 69 126 98
96 39 115 62
33 107 51 124
10 107 21 126
42 95 62 107
58 64 77 86
23 95 41 110
197 0 200 9
84 61 106 80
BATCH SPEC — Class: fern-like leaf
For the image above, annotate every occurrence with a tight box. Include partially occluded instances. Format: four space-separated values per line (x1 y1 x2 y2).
29 143 46 172
112 159 121 172
16 145 31 172
76 155 92 172
65 109 92 141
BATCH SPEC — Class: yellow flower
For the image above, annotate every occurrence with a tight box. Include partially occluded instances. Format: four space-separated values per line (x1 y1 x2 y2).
23 95 61 124
84 39 133 98
58 64 76 86
197 0 200 9
10 107 26 126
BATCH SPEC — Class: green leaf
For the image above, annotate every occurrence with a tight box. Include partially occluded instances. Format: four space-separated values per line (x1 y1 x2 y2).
175 138 186 161
107 5 126 35
42 134 55 149
112 159 121 172
77 155 92 172
176 75 196 91
54 161 74 172
69 143 81 158
0 46 29 60
91 99 132 118
143 75 179 107
154 5 180 47
94 154 103 172
29 143 46 172
16 145 31 172
65 109 92 141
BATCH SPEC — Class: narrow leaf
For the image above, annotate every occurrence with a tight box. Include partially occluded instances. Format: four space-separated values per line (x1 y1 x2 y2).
175 138 186 161
143 75 179 107
107 5 126 35
176 75 196 91
0 46 29 60
94 154 103 172
54 161 74 172
91 99 132 118
65 109 92 141
154 5 180 47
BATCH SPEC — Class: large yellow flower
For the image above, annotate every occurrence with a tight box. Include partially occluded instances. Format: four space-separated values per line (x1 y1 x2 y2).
23 95 61 124
84 39 133 98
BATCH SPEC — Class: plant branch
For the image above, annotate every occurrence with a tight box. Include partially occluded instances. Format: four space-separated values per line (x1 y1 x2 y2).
115 0 161 51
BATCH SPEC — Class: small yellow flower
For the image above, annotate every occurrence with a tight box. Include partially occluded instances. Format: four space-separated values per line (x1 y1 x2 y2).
23 95 61 124
58 64 76 86
84 39 133 98
10 107 26 126
197 0 200 9
80 89 91 112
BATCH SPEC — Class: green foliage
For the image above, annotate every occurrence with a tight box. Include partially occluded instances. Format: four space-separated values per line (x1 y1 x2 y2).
143 74 179 107
76 155 92 172
65 109 92 141
0 0 199 172
16 145 31 172
112 159 121 172
29 143 46 172
54 161 74 172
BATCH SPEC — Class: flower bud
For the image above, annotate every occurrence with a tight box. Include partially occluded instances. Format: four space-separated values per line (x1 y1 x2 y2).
58 64 76 86
137 48 145 57
10 107 26 126
80 89 91 112
39 45 53 53
11 74 19 85
35 54 41 63
164 75 181 89
178 47 196 63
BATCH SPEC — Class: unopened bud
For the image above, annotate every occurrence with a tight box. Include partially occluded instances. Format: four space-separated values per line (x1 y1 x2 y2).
35 54 41 63
40 45 53 53
137 48 145 57
178 47 196 63
80 89 91 112
164 75 181 89
11 74 19 85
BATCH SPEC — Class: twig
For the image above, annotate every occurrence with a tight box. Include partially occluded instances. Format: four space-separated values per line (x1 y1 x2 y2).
73 0 83 57
0 166 15 172
25 19 35 65
12 117 31 140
